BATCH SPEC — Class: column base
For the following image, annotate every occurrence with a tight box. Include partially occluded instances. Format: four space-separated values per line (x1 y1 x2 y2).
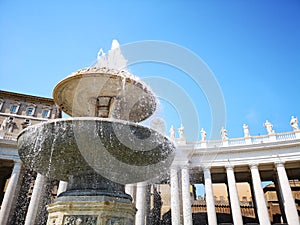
46 195 136 225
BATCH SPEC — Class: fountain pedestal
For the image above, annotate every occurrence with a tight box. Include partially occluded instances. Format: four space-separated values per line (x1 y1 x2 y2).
47 195 136 225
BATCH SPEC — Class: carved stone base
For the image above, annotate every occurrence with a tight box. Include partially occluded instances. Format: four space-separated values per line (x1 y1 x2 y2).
46 195 136 225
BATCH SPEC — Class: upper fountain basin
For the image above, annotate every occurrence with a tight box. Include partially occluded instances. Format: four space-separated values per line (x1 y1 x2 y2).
53 67 156 122
17 117 175 184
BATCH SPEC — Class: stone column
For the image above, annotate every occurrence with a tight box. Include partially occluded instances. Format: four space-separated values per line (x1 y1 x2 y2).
181 166 193 225
24 173 47 225
145 185 151 225
0 161 22 225
170 167 181 225
249 164 271 225
203 166 217 225
135 182 147 225
226 165 243 225
249 180 259 221
57 180 68 196
274 175 287 223
125 183 136 204
275 162 300 225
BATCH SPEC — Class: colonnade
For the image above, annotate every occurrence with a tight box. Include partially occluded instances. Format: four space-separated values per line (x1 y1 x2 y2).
0 161 299 225
1 155 300 225
0 160 22 225
0 161 69 225
130 162 299 225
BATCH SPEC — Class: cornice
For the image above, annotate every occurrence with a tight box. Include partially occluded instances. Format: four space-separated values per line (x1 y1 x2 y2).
0 90 55 104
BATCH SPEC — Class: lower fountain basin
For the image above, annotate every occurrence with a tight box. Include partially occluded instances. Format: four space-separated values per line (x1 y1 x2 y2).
17 117 175 184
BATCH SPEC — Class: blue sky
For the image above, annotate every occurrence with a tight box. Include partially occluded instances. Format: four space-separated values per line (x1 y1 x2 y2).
1 0 300 141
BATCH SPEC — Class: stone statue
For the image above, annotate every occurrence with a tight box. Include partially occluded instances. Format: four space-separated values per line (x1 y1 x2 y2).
169 125 175 139
7 117 16 133
290 116 299 131
178 124 185 139
0 117 16 133
264 120 274 134
200 128 206 141
243 124 250 137
0 117 9 130
220 127 228 140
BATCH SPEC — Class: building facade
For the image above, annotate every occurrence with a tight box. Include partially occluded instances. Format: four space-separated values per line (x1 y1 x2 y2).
1 90 300 225
0 90 61 225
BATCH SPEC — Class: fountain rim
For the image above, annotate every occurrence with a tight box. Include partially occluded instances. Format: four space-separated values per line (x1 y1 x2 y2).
53 72 153 94
17 116 176 183
17 117 172 141
52 68 157 121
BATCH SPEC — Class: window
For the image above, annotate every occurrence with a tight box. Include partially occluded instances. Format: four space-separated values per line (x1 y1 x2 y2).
42 106 52 118
242 196 247 201
0 99 4 111
9 101 21 114
26 107 35 116
42 109 51 118
26 103 36 116
10 105 18 113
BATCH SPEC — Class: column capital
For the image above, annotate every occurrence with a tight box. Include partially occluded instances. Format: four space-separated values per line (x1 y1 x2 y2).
136 181 148 187
225 164 234 170
202 166 211 172
180 161 191 170
274 161 285 168
13 160 23 165
249 163 259 169
202 166 212 174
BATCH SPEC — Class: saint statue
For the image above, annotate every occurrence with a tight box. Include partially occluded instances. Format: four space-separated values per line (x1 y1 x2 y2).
243 124 250 137
264 120 274 134
178 124 184 139
200 128 206 141
220 127 228 140
290 116 299 131
169 125 175 139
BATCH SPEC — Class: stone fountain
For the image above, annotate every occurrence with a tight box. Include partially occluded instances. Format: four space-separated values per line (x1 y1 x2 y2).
17 40 175 225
